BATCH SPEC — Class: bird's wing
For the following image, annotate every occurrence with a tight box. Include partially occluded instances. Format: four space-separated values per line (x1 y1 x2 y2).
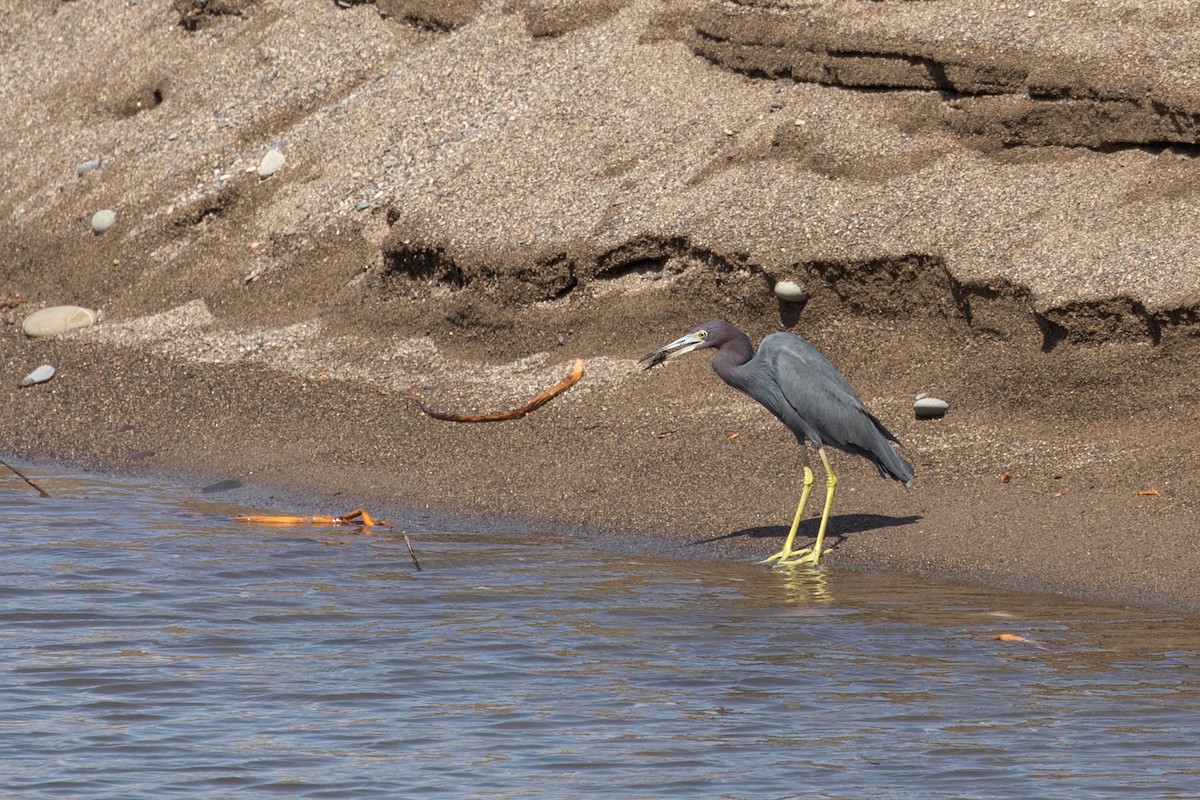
759 334 886 450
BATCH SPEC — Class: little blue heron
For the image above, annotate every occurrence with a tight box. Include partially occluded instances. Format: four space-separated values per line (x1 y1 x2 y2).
640 319 913 566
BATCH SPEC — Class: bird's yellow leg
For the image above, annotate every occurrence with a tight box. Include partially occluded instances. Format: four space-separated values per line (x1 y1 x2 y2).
808 449 837 564
760 461 815 565
766 448 837 567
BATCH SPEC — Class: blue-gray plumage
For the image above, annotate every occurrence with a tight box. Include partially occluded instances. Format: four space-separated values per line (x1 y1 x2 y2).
640 319 913 566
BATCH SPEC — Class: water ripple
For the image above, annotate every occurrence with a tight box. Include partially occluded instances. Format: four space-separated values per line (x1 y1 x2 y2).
1 468 1199 798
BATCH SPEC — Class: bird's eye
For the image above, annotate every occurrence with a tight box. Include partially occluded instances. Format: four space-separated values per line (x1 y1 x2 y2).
698 330 707 339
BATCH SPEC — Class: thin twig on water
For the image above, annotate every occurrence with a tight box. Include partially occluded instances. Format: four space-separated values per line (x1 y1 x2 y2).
0 457 50 498
403 533 422 572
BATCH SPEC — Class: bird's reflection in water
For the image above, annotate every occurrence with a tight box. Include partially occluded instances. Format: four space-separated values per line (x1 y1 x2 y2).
771 564 833 606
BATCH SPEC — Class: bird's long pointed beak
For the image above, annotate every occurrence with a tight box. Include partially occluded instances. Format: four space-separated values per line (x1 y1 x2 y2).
638 331 707 370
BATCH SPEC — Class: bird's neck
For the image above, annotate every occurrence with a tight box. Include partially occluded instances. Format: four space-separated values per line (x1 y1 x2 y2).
711 327 755 387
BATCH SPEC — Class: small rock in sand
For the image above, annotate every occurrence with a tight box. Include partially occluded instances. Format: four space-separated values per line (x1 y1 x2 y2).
257 148 285 178
773 280 808 303
91 208 116 234
914 396 950 419
22 305 98 337
19 364 56 387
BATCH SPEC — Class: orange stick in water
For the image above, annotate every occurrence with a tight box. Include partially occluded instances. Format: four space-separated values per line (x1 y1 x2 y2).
994 633 1050 650
236 508 392 529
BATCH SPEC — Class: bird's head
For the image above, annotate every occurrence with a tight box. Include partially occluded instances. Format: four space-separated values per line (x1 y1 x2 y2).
638 322 723 370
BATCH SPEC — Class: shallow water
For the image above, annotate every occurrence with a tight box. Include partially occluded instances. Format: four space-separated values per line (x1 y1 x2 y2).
1 467 1198 799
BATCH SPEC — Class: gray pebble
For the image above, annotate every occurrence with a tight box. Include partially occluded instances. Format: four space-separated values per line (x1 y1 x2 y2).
19 364 56 387
76 157 105 177
22 305 98 337
257 148 285 178
773 280 808 303
91 208 116 234
914 396 950 419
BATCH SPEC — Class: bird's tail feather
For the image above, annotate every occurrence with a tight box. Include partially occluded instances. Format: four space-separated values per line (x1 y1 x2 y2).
877 443 914 488
861 413 915 487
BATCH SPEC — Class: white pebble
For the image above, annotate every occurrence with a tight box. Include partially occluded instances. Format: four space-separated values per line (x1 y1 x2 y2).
773 280 808 302
914 396 950 419
257 148 285 178
19 364 56 387
22 305 98 337
91 208 116 234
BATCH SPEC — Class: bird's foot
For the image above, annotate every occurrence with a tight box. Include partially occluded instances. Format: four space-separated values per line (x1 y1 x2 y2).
759 546 825 568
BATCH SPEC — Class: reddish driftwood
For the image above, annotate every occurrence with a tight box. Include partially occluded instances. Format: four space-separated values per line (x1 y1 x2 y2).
406 358 585 423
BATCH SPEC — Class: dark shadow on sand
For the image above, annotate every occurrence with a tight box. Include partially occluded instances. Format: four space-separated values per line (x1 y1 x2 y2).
691 513 921 553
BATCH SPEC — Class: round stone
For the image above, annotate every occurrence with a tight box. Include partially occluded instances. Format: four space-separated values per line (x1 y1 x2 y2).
22 305 98 337
914 396 950 419
18 364 56 387
257 148 285 178
91 208 116 234
773 280 808 303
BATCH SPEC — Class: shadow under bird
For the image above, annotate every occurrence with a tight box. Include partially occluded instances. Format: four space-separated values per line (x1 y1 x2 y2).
640 319 913 566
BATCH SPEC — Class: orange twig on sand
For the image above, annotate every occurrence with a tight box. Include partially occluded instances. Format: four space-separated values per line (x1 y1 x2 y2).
1137 489 1160 496
405 359 585 423
236 508 392 530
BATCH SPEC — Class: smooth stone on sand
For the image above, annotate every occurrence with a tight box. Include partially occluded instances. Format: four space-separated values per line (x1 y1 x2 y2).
773 280 808 302
18 364 56 387
91 208 116 234
76 157 105 177
256 148 285 178
914 396 950 419
22 305 98 337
